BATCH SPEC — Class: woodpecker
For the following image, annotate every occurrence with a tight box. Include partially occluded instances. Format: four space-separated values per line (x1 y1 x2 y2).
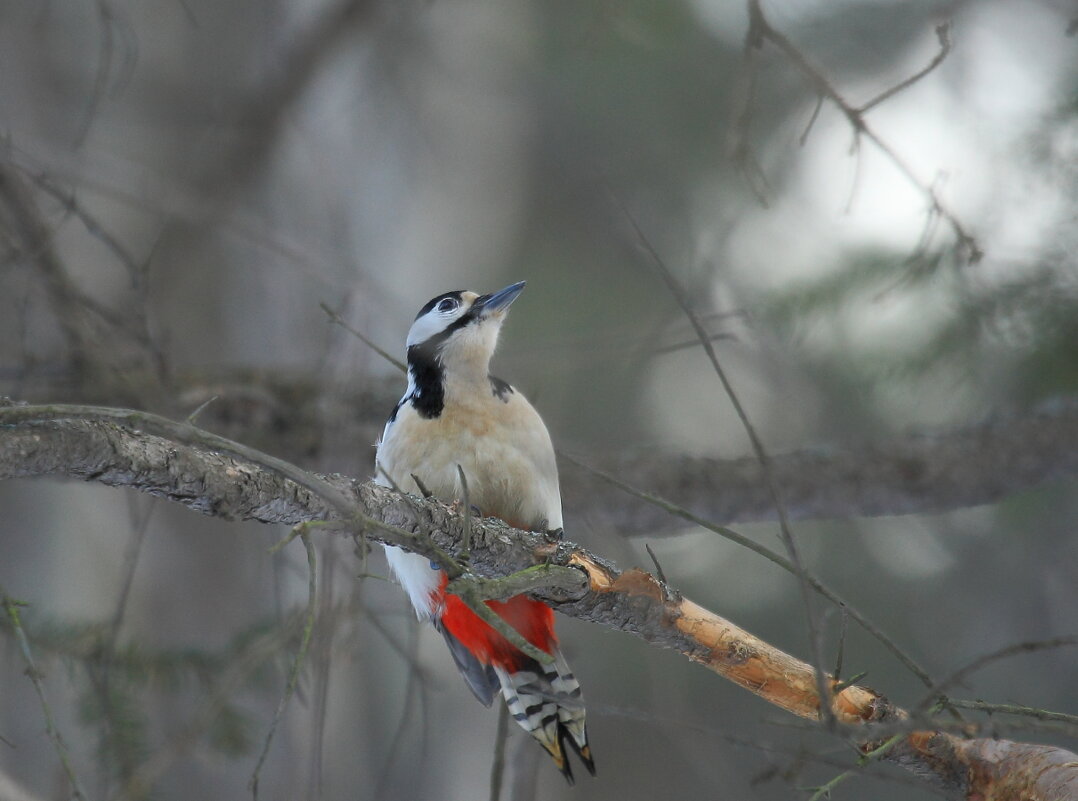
375 281 594 783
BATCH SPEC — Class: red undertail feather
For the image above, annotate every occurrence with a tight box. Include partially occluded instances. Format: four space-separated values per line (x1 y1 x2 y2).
433 573 595 783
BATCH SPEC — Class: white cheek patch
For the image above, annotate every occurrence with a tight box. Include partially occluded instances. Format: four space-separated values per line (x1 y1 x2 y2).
407 309 463 347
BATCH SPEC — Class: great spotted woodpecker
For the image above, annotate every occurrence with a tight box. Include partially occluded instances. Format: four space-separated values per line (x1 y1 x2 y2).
375 281 594 783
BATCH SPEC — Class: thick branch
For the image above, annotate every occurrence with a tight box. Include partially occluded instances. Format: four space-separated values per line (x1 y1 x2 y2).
6 373 1078 531
563 399 1078 532
2 402 1076 800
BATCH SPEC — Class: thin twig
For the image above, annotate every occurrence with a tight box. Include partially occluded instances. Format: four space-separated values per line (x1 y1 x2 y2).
383 463 569 663
375 461 407 497
799 94 825 146
914 636 1078 714
445 566 584 665
859 23 953 113
0 586 89 801
489 702 510 801
946 699 1078 727
118 614 305 800
612 194 835 727
24 167 141 280
466 593 552 664
805 770 853 801
410 473 433 499
804 731 903 799
185 395 218 424
832 671 868 694
727 0 770 207
320 302 407 373
94 494 154 790
306 542 335 801
457 464 473 559
250 527 318 799
644 544 668 585
559 452 940 693
833 605 848 681
745 1 980 261
373 621 425 798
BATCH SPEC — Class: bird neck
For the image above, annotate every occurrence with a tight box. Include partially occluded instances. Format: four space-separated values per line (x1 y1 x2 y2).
406 342 494 417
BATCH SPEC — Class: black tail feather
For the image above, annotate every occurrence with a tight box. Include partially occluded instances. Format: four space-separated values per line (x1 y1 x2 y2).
561 721 596 778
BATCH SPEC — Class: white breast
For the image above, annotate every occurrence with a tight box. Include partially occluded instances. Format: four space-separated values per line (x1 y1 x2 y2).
377 388 562 530
376 383 563 616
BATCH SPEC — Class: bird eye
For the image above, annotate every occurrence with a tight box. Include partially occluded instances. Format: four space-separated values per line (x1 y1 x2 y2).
437 298 458 313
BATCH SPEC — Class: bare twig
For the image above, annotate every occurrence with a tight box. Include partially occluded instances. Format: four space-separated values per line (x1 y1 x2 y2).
305 541 336 801
92 494 154 789
74 1 136 146
320 302 407 373
559 452 939 693
799 94 825 146
860 24 953 113
489 703 510 801
250 529 318 799
185 395 219 424
23 168 141 282
411 473 433 499
832 671 868 694
833 605 848 681
644 543 667 585
372 620 429 799
727 0 771 207
457 464 473 558
947 700 1078 727
0 163 92 365
915 636 1078 715
740 2 980 261
613 194 834 726
118 616 305 799
0 586 89 801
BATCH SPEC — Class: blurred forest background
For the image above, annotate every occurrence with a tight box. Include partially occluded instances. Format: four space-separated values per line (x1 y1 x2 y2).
2 0 1077 799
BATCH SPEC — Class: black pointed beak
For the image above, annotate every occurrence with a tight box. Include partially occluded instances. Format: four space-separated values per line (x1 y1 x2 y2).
475 281 526 317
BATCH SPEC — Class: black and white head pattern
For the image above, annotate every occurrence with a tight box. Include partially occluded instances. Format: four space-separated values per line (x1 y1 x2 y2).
406 291 471 348
391 286 520 421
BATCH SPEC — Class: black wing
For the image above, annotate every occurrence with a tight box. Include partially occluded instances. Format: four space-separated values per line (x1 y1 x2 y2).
435 620 500 707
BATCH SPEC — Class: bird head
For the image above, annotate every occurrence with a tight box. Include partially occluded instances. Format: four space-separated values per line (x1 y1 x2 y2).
406 281 526 378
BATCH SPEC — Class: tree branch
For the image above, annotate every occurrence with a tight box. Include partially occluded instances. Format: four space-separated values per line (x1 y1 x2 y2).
6 375 1078 530
563 398 1078 532
2 401 1077 800
740 1 980 262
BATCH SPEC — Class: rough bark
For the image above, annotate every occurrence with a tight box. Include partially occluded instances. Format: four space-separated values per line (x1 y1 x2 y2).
6 374 1078 532
2 401 1076 800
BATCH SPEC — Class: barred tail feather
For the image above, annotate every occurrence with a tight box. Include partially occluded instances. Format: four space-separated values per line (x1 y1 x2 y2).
493 649 594 784
551 650 595 776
